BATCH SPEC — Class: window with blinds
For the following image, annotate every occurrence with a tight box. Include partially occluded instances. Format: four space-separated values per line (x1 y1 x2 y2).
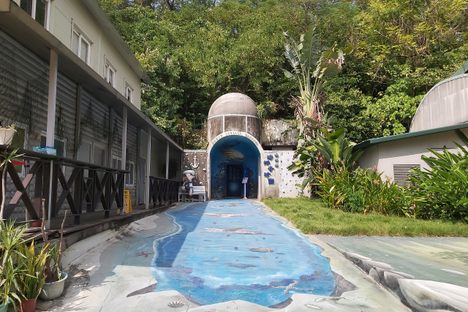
393 164 420 186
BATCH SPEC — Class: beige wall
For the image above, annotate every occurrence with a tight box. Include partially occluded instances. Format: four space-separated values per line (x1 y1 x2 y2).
48 0 141 108
359 129 467 181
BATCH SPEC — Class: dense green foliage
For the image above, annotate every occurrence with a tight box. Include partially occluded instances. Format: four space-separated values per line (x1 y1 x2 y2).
265 198 468 236
409 145 468 222
316 167 409 216
311 143 468 223
288 128 363 192
99 0 467 147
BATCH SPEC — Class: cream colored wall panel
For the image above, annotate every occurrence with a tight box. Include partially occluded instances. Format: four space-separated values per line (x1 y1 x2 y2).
359 130 467 181
48 0 141 108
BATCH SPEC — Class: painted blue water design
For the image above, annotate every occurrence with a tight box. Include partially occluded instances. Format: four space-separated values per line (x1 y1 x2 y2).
152 199 335 306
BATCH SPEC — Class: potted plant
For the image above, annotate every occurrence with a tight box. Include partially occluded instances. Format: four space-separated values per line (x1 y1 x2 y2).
0 263 19 312
0 221 25 311
39 209 68 300
17 241 48 312
1 148 22 220
0 123 16 146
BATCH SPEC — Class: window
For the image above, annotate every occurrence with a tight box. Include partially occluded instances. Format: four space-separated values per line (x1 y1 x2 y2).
125 161 135 186
76 141 91 163
125 83 133 103
77 141 107 167
20 0 49 27
10 125 27 175
105 60 116 87
40 135 66 157
112 156 122 170
93 144 107 167
71 26 91 64
393 164 420 187
11 126 26 150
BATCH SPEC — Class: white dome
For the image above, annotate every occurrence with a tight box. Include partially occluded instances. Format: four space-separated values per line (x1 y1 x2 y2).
208 93 257 118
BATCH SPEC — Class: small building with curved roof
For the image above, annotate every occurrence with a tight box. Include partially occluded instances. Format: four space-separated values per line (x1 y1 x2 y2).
357 67 468 185
184 92 306 200
410 75 468 132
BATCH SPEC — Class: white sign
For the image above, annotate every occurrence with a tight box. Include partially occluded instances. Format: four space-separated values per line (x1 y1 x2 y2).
242 177 248 184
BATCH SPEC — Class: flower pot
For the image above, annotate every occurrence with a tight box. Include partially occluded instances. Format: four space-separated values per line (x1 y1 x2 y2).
20 298 37 312
29 220 42 228
0 302 9 312
39 272 68 301
0 128 16 146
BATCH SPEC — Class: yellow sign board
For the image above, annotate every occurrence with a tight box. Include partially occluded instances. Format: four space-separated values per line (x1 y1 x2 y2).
124 190 133 214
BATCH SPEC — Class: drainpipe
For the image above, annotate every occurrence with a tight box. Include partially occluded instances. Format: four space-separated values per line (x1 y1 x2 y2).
46 48 58 148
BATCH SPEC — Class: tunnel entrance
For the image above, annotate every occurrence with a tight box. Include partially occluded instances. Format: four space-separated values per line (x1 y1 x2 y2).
209 135 260 199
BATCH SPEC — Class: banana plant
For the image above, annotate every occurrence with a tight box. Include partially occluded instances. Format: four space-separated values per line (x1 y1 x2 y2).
283 18 346 143
313 128 363 171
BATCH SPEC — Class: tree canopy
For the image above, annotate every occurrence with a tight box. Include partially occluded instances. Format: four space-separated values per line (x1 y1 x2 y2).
99 0 468 147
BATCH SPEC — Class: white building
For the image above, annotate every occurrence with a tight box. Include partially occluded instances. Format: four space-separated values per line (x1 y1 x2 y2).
357 68 468 185
0 0 182 224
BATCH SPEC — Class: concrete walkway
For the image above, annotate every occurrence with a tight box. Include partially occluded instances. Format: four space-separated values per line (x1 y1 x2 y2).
318 236 468 288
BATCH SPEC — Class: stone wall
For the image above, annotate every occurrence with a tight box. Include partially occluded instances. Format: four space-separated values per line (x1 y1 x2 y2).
183 150 208 187
261 119 298 148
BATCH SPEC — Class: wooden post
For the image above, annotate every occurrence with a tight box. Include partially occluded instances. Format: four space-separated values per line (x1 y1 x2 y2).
135 128 141 206
107 107 114 167
121 108 127 169
144 127 151 209
46 49 58 148
73 85 82 158
165 142 170 179
46 160 54 229
120 108 128 213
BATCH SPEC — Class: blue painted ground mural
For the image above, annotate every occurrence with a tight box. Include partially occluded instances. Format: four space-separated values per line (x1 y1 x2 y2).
152 199 335 307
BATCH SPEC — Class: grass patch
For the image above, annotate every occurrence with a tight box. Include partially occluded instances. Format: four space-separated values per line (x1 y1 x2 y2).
264 198 468 236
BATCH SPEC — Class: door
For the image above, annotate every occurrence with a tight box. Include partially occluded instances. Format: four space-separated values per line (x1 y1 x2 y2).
226 164 243 197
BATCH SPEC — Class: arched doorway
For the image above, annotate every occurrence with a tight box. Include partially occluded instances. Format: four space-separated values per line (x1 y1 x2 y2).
209 135 260 199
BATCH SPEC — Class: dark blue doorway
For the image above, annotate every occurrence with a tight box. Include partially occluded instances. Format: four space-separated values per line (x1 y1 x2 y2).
210 135 259 199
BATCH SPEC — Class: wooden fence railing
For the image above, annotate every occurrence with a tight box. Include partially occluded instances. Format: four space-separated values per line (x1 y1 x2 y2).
0 146 126 226
149 176 180 208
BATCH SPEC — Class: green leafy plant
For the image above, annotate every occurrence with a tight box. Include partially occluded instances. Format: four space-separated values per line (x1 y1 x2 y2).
0 222 25 307
316 167 410 216
1 148 23 220
40 205 67 283
288 128 362 193
408 144 468 222
17 241 48 300
313 128 363 171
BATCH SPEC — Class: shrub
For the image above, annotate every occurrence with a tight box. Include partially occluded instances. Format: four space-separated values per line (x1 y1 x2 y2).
316 167 410 216
408 145 468 222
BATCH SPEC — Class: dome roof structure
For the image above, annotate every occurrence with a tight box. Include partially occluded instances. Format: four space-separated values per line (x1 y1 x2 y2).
208 93 257 118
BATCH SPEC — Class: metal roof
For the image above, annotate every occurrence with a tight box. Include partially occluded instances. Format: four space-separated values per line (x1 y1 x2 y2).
452 60 468 77
355 123 468 150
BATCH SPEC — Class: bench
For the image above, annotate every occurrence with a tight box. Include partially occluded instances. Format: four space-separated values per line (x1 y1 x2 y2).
178 185 206 202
